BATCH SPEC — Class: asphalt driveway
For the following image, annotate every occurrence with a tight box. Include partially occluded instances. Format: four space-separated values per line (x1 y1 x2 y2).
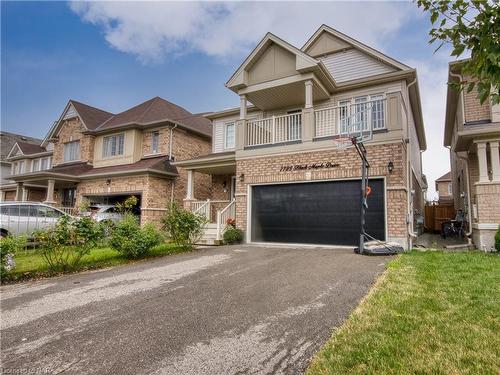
1 245 389 374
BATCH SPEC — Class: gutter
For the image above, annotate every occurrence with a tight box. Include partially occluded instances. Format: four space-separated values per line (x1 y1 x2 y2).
455 149 474 242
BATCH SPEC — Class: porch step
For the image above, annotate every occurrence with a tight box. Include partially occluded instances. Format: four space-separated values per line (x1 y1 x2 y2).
195 223 222 246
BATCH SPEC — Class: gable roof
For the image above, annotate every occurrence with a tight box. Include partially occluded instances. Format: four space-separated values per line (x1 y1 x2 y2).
70 100 115 130
225 32 335 91
16 141 46 155
96 96 212 137
302 25 411 71
0 131 42 161
436 171 452 182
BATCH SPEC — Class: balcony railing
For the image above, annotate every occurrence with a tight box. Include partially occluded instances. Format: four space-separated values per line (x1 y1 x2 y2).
246 112 302 147
314 98 386 138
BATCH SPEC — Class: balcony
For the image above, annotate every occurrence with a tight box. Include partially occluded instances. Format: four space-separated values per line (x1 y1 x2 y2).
314 98 387 138
246 112 302 147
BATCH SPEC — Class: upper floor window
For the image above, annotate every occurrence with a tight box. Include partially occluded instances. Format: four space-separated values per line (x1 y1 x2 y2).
224 122 235 149
32 159 40 172
41 157 51 170
64 141 80 162
448 183 452 195
103 134 124 158
338 94 386 134
151 131 160 154
339 100 351 134
371 94 385 129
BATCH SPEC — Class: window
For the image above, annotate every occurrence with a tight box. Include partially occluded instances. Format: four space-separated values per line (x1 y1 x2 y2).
103 134 125 157
448 183 452 195
339 100 350 134
151 131 160 154
32 159 40 172
224 122 235 149
64 141 80 162
353 96 368 132
371 94 385 129
287 110 302 141
36 206 63 218
41 157 51 170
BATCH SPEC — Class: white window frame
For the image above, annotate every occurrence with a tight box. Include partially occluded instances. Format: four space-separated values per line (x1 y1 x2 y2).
32 158 40 172
338 93 386 135
40 157 51 170
64 140 81 162
448 182 452 195
370 93 386 130
151 131 160 154
18 160 25 174
102 133 125 158
224 122 235 150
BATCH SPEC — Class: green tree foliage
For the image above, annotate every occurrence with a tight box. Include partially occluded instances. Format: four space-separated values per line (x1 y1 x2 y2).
109 214 163 258
162 204 207 250
34 216 102 271
416 0 499 104
223 226 243 245
495 225 500 251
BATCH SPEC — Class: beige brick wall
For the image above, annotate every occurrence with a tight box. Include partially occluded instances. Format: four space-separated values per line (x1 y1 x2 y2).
463 77 491 123
234 142 408 242
53 118 95 166
437 181 452 198
475 183 500 224
142 127 170 156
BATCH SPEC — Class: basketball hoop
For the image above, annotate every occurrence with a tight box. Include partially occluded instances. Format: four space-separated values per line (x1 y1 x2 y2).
332 136 353 150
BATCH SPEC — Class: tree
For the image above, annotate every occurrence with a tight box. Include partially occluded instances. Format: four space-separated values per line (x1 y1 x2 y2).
416 0 499 104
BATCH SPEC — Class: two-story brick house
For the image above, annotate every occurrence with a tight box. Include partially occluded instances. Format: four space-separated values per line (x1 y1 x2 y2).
444 59 500 250
175 25 427 249
435 171 453 205
7 97 212 225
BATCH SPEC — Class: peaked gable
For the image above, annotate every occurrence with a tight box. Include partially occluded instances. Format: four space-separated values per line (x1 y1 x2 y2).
6 143 23 159
302 25 410 72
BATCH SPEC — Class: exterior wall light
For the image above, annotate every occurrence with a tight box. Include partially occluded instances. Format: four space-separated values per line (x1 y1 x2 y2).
239 173 245 182
387 161 394 174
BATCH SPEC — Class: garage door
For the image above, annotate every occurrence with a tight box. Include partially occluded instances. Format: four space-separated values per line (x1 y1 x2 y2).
251 179 385 246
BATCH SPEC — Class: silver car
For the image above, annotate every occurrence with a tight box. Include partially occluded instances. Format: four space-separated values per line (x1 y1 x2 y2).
83 205 124 224
0 202 68 237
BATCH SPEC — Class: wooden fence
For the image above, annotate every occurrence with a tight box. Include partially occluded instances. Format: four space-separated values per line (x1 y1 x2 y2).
424 204 456 232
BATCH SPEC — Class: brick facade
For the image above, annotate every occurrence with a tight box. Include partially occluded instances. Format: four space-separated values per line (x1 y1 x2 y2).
52 118 94 166
463 77 491 123
233 142 410 247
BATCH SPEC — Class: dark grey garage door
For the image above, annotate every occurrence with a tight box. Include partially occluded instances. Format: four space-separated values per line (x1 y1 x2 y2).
251 179 385 246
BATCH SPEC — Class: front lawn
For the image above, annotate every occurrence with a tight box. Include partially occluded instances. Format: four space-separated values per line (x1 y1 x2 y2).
4 243 188 283
307 251 499 374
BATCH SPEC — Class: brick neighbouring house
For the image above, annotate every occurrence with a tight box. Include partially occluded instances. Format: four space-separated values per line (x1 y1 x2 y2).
175 25 427 249
4 97 212 226
435 171 453 205
444 59 500 251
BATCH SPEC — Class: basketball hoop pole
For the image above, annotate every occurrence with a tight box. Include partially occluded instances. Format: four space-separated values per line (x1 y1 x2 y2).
352 138 370 254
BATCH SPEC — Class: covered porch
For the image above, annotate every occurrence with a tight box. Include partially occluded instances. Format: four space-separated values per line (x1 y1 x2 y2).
174 152 237 242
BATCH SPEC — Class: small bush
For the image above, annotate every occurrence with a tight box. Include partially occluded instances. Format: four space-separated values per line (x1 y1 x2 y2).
0 235 26 278
110 214 163 259
34 216 102 271
162 204 207 250
495 225 500 251
223 226 243 244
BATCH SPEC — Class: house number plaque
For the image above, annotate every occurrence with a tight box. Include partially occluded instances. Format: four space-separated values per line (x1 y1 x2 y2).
279 162 340 172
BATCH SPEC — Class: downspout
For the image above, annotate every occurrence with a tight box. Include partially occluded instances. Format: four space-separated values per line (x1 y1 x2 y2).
406 78 418 248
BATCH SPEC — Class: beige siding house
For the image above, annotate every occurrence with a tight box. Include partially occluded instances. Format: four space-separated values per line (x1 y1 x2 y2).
175 25 427 249
444 59 500 251
4 97 212 226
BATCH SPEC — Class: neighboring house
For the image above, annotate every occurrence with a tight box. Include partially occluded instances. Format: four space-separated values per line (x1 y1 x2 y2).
6 97 212 225
444 59 500 251
435 171 453 204
175 25 427 249
0 131 45 201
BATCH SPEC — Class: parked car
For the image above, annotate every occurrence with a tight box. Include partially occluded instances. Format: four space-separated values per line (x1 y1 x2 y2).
82 205 124 224
0 202 69 237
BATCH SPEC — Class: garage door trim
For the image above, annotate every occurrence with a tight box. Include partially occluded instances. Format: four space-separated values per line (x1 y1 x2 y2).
246 176 388 246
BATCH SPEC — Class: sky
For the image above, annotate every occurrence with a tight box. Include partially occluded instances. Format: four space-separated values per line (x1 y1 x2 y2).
1 1 459 200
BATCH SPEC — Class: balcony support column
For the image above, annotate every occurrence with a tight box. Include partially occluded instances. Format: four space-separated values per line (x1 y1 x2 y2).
305 80 313 109
15 182 24 202
185 170 195 200
239 95 247 120
490 141 500 182
477 142 489 182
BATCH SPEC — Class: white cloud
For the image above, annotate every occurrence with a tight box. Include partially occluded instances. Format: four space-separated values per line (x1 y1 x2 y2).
69 1 415 63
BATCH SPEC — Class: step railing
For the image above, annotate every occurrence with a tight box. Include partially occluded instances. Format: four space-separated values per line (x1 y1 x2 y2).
192 199 211 221
216 199 236 241
246 112 302 147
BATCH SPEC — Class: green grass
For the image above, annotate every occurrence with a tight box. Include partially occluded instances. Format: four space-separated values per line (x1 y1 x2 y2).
307 251 500 375
4 242 189 283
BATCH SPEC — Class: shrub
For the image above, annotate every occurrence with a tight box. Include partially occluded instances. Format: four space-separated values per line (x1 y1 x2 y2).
162 204 207 250
223 226 243 244
109 214 163 259
495 225 500 252
115 195 139 214
0 235 26 278
33 216 102 271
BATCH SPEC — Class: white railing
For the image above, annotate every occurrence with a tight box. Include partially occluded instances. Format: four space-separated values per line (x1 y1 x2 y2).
192 199 211 221
216 199 236 241
56 206 77 216
314 98 386 138
246 112 302 147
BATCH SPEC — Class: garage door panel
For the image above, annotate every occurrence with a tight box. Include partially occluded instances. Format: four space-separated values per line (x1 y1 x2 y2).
251 179 385 246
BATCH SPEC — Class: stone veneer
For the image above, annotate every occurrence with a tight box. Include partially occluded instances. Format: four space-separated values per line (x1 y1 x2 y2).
233 142 410 247
52 118 95 166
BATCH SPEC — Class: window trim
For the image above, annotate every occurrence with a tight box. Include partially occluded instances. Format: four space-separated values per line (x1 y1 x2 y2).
102 133 125 158
63 140 81 162
151 131 160 154
224 122 236 150
337 93 386 135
